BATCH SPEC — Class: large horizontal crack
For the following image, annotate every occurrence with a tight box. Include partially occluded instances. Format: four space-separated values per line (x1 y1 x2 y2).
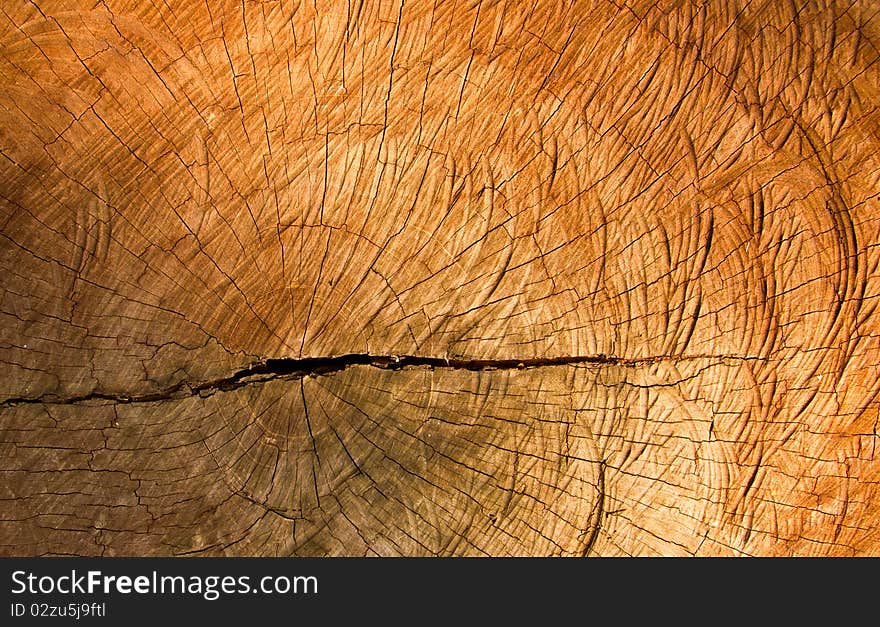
0 352 762 407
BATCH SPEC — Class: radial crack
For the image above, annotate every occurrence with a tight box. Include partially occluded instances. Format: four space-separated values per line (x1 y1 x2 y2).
0 352 762 407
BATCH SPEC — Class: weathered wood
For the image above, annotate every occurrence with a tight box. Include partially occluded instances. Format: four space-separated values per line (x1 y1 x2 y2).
1 1 878 555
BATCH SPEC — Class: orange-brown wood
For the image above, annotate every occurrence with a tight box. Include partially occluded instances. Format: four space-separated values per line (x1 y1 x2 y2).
1 1 878 555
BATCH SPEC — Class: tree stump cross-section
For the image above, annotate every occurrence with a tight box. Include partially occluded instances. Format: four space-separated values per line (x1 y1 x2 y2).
1 1 878 556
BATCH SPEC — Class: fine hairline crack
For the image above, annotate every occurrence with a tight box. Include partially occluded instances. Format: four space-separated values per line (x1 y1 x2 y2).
1 352 762 407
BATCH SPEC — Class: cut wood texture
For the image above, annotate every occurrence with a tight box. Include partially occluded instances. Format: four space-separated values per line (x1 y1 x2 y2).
1 1 878 556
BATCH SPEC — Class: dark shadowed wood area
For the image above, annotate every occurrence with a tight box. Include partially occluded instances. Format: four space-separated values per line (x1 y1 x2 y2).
1 1 879 556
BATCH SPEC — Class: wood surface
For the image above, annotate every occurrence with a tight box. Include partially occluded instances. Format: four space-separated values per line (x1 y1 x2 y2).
1 0 879 556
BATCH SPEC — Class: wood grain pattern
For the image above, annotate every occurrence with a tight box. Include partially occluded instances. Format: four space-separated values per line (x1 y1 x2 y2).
1 0 878 556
